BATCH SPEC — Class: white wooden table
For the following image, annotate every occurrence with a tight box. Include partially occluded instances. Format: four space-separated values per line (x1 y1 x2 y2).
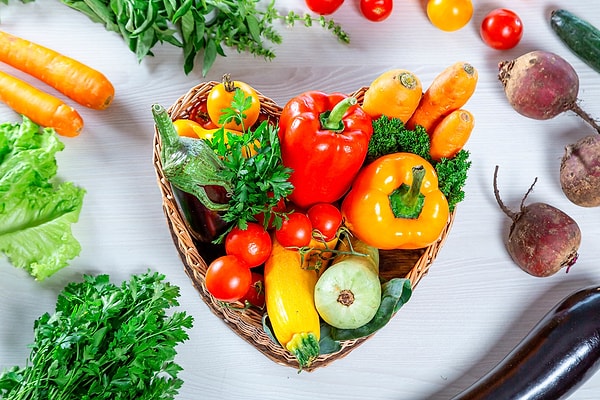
1 1 600 399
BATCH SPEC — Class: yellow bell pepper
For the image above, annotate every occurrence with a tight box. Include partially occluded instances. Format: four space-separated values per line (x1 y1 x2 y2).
341 152 449 250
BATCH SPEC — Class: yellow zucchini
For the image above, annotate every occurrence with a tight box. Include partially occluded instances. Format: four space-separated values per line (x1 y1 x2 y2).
264 236 321 369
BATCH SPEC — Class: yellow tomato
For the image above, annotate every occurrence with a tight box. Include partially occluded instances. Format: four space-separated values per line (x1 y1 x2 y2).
206 75 261 131
427 0 473 32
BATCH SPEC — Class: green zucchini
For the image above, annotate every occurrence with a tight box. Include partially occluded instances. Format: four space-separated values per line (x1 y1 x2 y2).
550 9 600 73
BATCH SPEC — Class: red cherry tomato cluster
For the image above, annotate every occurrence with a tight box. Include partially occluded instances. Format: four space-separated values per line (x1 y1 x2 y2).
205 203 343 305
304 0 392 22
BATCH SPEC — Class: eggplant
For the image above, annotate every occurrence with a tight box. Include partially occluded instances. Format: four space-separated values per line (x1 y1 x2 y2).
451 286 600 400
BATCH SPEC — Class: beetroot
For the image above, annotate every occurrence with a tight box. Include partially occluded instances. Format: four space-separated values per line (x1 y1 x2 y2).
498 50 600 133
560 135 600 207
493 166 581 277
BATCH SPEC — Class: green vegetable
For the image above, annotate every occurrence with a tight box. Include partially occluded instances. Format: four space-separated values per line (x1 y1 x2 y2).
435 149 471 212
208 90 293 233
314 236 382 330
366 115 430 163
24 0 349 76
153 103 233 211
551 9 600 74
0 117 85 280
329 278 412 341
0 270 193 399
153 90 293 241
367 115 471 211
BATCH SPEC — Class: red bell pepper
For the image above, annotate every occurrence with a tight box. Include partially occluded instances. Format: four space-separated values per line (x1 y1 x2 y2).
278 91 373 209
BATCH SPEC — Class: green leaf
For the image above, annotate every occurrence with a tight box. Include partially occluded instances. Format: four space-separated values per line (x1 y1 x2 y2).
201 37 217 77
0 117 85 280
172 0 193 23
246 14 261 44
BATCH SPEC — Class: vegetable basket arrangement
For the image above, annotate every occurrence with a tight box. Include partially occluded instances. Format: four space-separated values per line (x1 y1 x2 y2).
152 66 473 370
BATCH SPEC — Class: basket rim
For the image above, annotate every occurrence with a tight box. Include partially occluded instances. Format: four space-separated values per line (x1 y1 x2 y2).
152 80 456 371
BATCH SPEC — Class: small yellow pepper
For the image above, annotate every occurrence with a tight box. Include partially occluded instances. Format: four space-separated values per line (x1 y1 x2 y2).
341 152 449 250
173 118 258 157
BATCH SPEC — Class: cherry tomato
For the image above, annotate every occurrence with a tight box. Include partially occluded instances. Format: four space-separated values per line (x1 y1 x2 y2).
305 0 344 15
239 272 266 309
275 211 313 248
360 0 393 22
188 101 219 129
205 255 252 302
307 203 343 241
206 75 260 131
480 8 523 50
426 0 473 32
225 223 272 268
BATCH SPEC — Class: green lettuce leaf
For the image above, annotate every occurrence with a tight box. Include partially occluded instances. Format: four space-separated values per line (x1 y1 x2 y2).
0 117 85 280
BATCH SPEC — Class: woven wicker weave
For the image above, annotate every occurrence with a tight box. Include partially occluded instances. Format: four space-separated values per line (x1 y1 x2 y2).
153 81 456 371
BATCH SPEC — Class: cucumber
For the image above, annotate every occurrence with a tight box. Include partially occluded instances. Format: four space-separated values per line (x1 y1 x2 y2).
550 9 600 73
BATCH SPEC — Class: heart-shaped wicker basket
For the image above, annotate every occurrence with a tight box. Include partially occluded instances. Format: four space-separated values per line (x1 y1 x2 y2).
153 81 456 371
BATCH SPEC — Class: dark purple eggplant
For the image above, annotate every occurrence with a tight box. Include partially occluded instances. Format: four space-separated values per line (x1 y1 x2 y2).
452 286 600 400
172 184 229 243
153 103 233 244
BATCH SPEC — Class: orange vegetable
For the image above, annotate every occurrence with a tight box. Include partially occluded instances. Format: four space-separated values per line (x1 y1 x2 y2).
172 118 258 157
429 109 474 161
0 70 83 137
0 30 114 110
173 119 203 138
206 74 260 131
341 152 449 250
362 69 422 123
405 61 478 132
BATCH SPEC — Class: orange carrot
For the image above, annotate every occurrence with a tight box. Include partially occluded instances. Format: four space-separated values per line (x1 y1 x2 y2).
0 70 84 137
362 69 423 123
0 30 114 110
429 109 474 161
406 61 478 132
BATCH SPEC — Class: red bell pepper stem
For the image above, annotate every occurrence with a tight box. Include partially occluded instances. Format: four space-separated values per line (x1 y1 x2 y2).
320 96 358 131
389 165 426 219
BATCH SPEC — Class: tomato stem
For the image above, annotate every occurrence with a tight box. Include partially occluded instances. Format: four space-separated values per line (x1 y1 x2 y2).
222 73 236 92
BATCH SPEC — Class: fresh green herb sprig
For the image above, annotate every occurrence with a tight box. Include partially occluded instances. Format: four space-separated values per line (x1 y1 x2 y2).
367 115 430 163
0 271 193 400
435 149 471 211
21 0 349 76
210 89 293 236
367 115 471 211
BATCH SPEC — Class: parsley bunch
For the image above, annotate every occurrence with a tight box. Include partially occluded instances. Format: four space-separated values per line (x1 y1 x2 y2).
20 0 350 76
209 89 293 235
0 271 193 399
